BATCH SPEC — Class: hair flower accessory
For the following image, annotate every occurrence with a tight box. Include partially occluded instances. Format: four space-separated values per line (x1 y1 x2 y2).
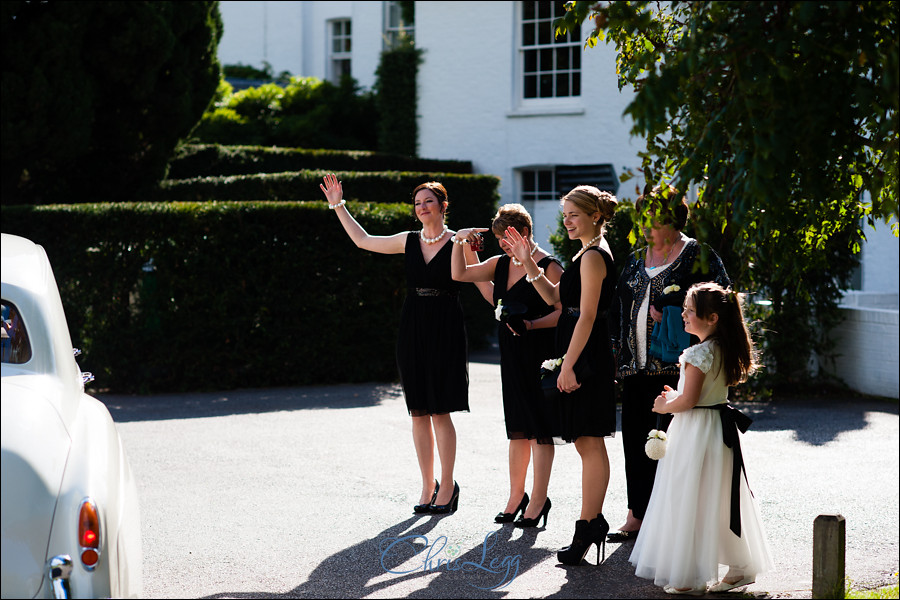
663 284 681 295
645 429 668 460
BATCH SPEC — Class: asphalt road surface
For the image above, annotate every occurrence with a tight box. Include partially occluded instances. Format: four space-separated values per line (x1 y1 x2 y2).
101 350 899 599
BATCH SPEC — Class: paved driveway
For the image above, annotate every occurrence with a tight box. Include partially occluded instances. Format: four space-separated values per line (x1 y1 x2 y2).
102 353 898 598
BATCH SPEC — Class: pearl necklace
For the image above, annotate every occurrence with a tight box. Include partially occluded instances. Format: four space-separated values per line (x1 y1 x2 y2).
419 225 448 245
572 233 604 262
511 243 538 267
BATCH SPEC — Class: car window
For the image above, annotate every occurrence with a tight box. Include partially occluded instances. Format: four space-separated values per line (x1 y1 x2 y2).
1 301 32 364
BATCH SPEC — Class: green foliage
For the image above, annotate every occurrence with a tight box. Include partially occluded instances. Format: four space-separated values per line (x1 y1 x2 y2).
1 1 223 205
1 201 495 393
375 35 423 156
558 0 899 386
167 144 473 179
224 62 271 80
192 75 378 150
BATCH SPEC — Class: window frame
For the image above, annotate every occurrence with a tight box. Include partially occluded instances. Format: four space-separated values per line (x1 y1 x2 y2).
514 1 584 112
327 18 352 84
383 0 414 50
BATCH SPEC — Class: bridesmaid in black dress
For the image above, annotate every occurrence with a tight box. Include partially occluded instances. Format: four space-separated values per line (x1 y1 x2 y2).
450 204 563 528
320 173 489 514
506 186 619 566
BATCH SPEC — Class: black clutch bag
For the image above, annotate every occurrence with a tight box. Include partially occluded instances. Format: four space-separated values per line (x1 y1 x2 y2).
541 367 561 400
540 354 593 401
497 300 529 336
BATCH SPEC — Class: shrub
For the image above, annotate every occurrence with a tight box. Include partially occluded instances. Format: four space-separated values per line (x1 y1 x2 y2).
154 170 499 233
192 75 378 151
167 144 473 179
1 201 495 393
1 1 222 205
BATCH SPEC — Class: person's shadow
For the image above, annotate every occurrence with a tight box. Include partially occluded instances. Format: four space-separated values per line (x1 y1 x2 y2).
202 516 554 598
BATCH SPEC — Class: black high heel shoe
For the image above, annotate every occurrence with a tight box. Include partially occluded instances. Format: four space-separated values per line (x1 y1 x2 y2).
429 481 460 514
514 497 551 528
413 480 439 514
557 513 609 565
495 493 529 523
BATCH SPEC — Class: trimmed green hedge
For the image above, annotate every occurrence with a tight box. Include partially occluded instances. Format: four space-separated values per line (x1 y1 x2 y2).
155 170 498 230
1 201 496 393
167 144 473 179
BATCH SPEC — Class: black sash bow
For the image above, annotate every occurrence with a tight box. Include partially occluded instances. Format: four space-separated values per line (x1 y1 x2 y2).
694 403 753 537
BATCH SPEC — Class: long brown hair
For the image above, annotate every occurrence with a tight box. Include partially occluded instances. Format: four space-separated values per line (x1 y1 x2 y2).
687 282 758 386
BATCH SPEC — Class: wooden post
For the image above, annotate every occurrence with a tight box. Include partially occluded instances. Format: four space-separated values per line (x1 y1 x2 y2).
813 514 845 599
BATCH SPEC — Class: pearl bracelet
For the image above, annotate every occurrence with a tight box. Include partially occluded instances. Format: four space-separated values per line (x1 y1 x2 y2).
328 199 346 210
451 236 469 245
525 267 545 283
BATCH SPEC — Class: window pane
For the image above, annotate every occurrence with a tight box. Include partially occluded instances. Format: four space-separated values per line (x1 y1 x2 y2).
523 22 535 46
573 47 581 69
557 47 570 70
522 171 536 192
524 50 537 73
1 302 32 364
539 74 553 97
538 1 551 20
539 20 552 45
572 73 581 96
540 48 553 71
556 73 570 97
538 170 553 191
524 74 537 98
523 1 535 21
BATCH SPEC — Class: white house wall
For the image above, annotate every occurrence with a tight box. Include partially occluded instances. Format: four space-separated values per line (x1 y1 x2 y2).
860 218 900 294
416 1 644 247
218 1 383 90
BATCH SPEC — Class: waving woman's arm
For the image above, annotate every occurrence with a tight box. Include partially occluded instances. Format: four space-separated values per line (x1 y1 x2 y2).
320 173 407 255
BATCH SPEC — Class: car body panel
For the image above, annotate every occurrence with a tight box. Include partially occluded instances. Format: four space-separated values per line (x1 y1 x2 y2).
1 377 72 598
1 234 142 598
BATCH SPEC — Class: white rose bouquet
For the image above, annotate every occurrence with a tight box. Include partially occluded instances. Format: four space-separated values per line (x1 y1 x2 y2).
541 356 564 372
645 429 668 460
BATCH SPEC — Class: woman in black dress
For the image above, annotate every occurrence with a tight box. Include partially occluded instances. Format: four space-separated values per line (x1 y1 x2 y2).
320 173 488 514
450 204 563 528
506 186 619 566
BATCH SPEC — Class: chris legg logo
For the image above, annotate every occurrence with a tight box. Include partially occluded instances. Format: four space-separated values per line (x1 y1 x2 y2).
379 531 521 590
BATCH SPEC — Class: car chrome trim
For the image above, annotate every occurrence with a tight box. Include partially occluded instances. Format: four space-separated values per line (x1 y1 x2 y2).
47 555 72 599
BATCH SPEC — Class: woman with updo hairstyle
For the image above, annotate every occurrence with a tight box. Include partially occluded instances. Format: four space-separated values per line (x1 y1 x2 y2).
607 185 731 543
319 174 491 515
506 185 619 566
451 203 563 529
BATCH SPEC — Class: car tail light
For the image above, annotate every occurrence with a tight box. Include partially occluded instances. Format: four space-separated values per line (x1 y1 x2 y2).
78 499 101 570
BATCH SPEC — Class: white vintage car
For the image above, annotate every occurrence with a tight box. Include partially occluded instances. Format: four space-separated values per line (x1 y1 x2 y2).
1 233 142 598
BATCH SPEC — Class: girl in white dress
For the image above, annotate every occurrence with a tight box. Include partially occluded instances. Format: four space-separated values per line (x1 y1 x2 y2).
629 282 773 595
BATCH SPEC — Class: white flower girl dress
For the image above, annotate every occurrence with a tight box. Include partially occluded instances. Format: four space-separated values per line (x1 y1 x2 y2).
629 340 773 591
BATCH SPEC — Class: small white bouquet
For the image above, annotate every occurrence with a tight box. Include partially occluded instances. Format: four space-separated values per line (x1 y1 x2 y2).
494 299 504 321
645 429 668 460
541 356 564 372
